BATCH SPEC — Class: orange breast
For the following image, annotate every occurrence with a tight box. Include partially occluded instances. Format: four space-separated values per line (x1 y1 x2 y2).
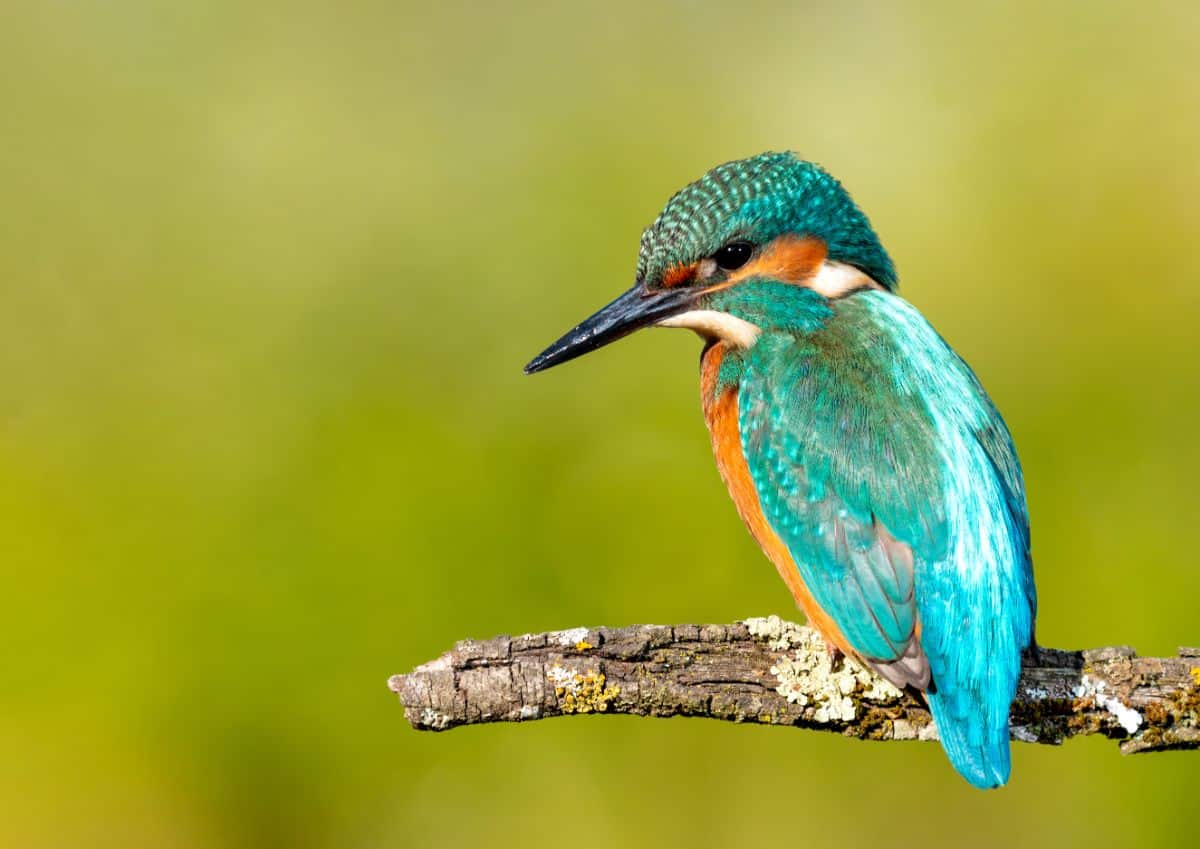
700 342 853 655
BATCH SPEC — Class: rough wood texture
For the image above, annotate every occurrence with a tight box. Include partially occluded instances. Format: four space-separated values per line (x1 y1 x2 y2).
390 617 1200 754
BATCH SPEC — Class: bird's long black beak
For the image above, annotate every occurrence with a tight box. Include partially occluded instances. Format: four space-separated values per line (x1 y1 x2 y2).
524 284 693 374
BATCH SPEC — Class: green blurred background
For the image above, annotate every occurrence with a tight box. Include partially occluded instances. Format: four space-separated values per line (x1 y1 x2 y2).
3 1 1199 847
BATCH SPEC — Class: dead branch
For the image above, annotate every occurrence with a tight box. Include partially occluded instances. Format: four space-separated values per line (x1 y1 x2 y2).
389 617 1200 754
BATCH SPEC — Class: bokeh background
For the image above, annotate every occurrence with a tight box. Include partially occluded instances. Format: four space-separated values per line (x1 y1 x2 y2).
4 1 1200 847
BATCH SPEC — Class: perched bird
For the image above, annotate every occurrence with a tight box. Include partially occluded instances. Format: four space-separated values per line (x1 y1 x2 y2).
524 152 1036 788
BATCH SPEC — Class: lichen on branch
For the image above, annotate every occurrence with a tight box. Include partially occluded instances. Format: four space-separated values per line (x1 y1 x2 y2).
390 617 1200 755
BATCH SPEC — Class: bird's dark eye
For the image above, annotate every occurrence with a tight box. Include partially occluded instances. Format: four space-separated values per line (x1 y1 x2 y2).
712 241 753 271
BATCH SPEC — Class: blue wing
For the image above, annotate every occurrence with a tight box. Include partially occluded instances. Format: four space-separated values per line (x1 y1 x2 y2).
737 292 1035 788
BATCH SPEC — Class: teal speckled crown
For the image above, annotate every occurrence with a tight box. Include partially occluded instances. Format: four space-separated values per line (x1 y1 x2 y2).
636 152 898 291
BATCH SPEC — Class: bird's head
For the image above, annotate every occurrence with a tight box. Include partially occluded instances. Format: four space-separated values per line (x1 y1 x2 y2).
525 151 896 374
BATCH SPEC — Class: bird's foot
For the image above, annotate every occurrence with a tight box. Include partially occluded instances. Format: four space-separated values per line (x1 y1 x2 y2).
1021 638 1042 666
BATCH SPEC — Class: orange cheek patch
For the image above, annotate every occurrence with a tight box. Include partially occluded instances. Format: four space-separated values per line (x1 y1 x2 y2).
662 262 699 288
704 235 827 294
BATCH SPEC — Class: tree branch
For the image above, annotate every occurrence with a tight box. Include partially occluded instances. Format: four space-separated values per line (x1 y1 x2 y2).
389 617 1200 754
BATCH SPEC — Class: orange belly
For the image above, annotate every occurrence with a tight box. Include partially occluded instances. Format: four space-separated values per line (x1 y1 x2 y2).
700 342 853 655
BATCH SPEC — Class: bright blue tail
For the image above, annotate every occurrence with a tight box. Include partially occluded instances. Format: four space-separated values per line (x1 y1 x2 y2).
927 689 1011 789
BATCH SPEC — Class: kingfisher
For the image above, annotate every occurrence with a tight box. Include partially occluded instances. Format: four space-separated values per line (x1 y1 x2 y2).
524 152 1036 788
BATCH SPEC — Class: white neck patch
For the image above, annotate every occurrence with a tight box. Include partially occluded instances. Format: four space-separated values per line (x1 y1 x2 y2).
809 260 881 298
656 310 762 349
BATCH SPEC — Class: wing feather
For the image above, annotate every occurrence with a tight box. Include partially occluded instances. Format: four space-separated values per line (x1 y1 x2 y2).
738 349 933 682
734 292 1035 786
736 295 1033 704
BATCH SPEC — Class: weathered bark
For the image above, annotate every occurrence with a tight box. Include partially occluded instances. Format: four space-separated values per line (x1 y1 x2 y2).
389 617 1200 754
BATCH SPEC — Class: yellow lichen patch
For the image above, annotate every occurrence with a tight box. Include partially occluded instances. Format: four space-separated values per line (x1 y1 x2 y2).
546 665 620 714
1174 672 1200 726
1143 701 1169 726
574 640 594 651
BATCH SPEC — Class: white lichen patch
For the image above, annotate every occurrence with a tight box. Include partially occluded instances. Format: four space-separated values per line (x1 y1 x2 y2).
1073 675 1142 734
745 615 808 651
746 617 903 723
1021 684 1050 701
1010 725 1039 743
546 664 582 695
550 627 591 648
419 707 451 729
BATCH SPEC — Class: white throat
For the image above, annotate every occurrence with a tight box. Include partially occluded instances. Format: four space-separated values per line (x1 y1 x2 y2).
655 310 761 348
